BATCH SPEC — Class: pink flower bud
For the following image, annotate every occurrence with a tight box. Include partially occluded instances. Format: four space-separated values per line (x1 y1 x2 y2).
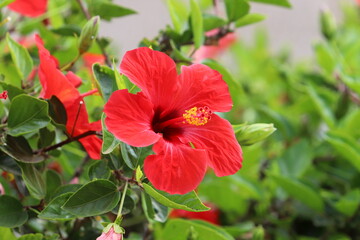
97 227 122 240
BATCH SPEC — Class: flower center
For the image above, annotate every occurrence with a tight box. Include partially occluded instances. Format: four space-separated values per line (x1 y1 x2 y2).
183 106 212 126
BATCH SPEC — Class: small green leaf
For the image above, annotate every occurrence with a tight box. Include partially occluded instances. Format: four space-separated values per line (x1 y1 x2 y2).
314 43 336 74
334 189 360 217
45 169 62 201
190 0 204 49
0 135 45 163
120 143 152 170
18 162 46 200
248 0 291 7
166 0 188 33
39 193 76 221
62 179 120 217
143 183 209 212
51 25 81 37
325 131 360 172
203 14 227 31
135 166 143 182
8 94 51 136
0 195 28 228
18 233 44 240
88 160 111 180
306 84 335 128
47 96 67 128
0 0 15 8
235 13 266 27
141 192 168 223
224 0 250 22
87 0 136 21
272 175 324 212
93 64 118 101
101 113 120 154
162 219 234 240
6 33 34 80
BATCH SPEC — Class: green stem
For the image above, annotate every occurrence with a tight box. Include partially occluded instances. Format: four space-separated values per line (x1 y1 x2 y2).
116 181 129 221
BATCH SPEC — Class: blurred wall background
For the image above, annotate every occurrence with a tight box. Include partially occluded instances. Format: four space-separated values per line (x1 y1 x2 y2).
100 0 353 60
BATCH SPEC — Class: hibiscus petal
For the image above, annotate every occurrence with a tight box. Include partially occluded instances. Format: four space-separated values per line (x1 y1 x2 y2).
144 139 207 194
8 0 47 17
66 72 82 88
79 135 102 160
173 64 233 113
182 114 242 176
36 35 79 103
104 89 161 147
120 47 178 107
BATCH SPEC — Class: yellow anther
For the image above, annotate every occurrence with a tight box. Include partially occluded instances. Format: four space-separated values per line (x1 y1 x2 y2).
183 106 212 126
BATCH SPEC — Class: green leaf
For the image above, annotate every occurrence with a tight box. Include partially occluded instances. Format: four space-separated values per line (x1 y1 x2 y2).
224 0 250 22
93 64 118 101
6 33 34 80
277 140 313 178
0 135 45 163
0 0 15 8
248 0 291 7
45 169 62 201
87 0 136 21
18 162 46 200
18 233 44 240
53 184 82 199
47 96 67 128
272 175 324 212
325 131 360 172
166 0 188 33
0 195 28 228
334 189 360 217
38 127 55 148
235 13 266 27
162 219 234 240
190 0 204 49
0 227 16 240
141 192 168 223
39 193 76 221
101 113 120 154
62 179 120 217
88 160 111 180
143 183 209 212
203 14 227 31
314 43 336 74
8 94 50 136
120 143 152 170
306 84 335 128
51 25 81 37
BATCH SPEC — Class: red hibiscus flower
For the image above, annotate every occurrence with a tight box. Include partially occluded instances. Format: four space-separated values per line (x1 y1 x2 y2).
170 203 220 225
35 35 102 160
194 30 236 63
8 0 48 17
104 47 242 194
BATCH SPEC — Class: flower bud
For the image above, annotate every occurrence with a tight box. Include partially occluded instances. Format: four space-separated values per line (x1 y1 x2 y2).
97 223 124 240
234 123 276 146
320 9 337 40
0 90 8 100
78 16 100 55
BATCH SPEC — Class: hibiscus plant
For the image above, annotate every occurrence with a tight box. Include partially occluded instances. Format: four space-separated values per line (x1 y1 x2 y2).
1 0 360 239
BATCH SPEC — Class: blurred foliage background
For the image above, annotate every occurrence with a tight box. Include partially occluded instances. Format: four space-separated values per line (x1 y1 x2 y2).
0 0 360 239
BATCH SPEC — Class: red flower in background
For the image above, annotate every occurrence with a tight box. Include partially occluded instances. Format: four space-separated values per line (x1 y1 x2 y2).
35 35 102 160
170 203 220 225
83 53 106 72
0 91 7 100
8 0 48 17
104 47 242 194
194 30 236 63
